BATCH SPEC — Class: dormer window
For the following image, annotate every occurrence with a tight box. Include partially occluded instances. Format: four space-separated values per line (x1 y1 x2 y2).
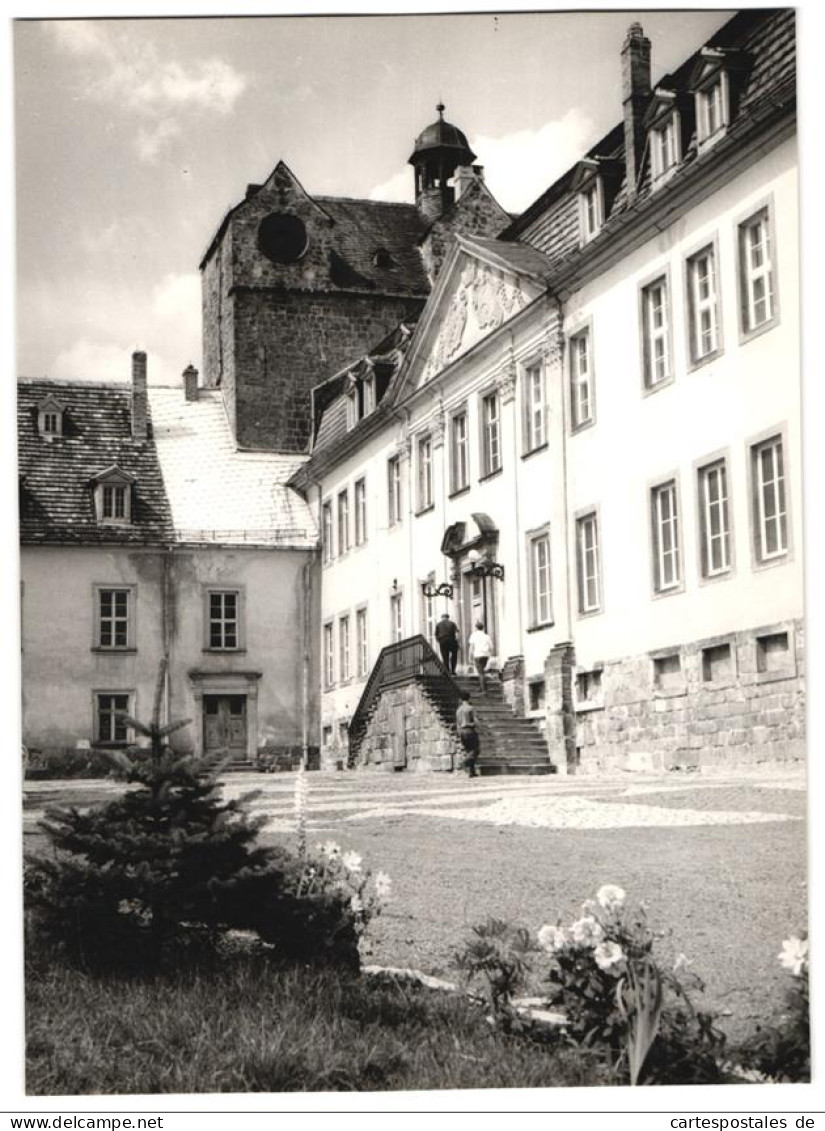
344 368 376 430
697 72 728 147
37 396 65 439
645 89 687 188
690 47 748 154
91 465 135 525
580 179 604 243
572 157 621 247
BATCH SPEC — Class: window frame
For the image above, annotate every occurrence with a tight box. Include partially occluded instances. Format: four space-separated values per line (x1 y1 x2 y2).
747 424 792 570
736 198 780 344
649 473 685 598
93 689 135 747
389 588 404 643
337 488 350 556
323 619 335 690
354 477 367 547
93 584 136 651
387 455 403 527
639 269 674 394
338 613 351 684
579 177 604 244
694 450 734 584
416 432 434 514
521 357 548 456
449 404 470 496
574 507 603 617
356 604 369 679
567 320 595 433
203 586 245 652
526 524 553 631
684 236 724 370
695 69 730 151
321 499 334 565
650 110 682 184
479 389 502 479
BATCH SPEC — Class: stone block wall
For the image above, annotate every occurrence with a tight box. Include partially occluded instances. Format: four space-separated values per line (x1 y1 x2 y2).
500 654 525 716
356 679 460 773
572 619 805 774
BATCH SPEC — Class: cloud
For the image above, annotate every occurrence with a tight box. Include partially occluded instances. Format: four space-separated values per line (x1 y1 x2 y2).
47 21 249 160
152 272 201 326
370 108 595 215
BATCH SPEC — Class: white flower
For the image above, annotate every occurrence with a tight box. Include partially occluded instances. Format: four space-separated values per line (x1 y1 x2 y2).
537 924 567 954
594 940 626 974
350 893 365 915
596 885 626 913
374 871 392 901
723 1062 771 1084
570 915 604 948
320 840 341 859
778 936 808 977
673 952 691 974
581 899 600 917
342 851 363 875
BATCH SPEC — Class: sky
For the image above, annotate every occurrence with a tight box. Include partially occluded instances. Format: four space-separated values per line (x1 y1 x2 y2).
14 10 734 388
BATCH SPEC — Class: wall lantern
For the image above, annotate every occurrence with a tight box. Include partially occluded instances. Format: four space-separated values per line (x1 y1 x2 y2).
467 547 505 581
420 580 454 599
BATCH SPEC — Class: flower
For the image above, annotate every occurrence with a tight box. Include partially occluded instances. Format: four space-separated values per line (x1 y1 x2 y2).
594 940 626 974
778 936 808 977
537 924 567 954
596 884 626 912
342 850 363 875
570 915 604 948
673 952 691 974
374 871 392 901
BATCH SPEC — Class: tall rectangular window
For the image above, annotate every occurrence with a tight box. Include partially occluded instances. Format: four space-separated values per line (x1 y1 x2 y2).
739 208 775 334
323 622 334 689
208 590 240 649
651 480 681 592
387 456 402 526
337 489 350 555
97 587 131 649
339 614 351 682
523 362 546 452
569 328 593 430
417 434 433 511
698 460 731 577
102 484 127 520
481 392 501 477
356 607 369 678
697 75 727 143
576 512 601 614
752 435 787 562
450 408 469 493
580 180 603 243
421 586 437 648
390 591 404 643
641 277 671 388
651 115 680 180
95 692 131 745
354 478 367 546
322 501 333 564
687 246 720 364
529 531 552 627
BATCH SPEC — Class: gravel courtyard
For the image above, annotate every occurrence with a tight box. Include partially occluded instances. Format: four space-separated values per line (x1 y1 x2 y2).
24 764 807 1040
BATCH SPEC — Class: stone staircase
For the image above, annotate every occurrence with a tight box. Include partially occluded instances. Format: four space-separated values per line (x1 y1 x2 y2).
450 673 555 776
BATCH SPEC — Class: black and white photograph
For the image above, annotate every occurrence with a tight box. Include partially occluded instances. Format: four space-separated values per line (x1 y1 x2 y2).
9 3 814 1108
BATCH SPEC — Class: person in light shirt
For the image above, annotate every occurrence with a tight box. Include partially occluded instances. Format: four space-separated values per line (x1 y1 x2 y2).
468 619 493 694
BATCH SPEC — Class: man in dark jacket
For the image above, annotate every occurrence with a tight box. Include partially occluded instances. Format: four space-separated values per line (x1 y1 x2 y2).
455 690 479 777
435 612 460 673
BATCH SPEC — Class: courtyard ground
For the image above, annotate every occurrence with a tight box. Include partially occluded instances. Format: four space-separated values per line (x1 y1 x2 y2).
23 764 807 1042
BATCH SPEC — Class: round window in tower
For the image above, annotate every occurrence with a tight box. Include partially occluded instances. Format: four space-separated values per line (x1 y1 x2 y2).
257 212 309 264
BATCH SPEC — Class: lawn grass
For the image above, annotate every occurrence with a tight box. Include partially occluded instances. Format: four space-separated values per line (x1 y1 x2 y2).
25 954 608 1095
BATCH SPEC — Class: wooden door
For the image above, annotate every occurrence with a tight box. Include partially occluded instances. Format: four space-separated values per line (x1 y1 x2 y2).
204 695 247 755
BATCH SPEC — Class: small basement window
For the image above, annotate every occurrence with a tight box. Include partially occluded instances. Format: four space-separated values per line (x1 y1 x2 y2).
576 669 602 705
653 653 682 691
702 642 733 683
756 631 790 674
528 679 546 712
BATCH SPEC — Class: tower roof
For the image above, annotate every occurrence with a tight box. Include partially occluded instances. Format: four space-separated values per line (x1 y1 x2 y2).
408 102 476 165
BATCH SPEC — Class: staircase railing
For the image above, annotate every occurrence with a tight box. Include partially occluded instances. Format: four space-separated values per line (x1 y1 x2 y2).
348 634 461 764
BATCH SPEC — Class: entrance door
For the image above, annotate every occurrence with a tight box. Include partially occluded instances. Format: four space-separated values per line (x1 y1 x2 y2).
203 695 247 755
461 571 497 667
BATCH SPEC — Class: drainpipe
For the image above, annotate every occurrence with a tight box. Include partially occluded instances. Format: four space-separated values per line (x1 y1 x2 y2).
301 556 312 770
162 545 174 728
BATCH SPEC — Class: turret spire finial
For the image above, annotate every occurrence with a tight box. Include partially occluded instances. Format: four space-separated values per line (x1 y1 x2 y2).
436 101 445 118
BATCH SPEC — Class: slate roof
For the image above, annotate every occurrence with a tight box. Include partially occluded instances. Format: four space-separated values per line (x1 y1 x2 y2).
18 379 173 545
149 387 317 548
505 9 795 262
314 197 430 295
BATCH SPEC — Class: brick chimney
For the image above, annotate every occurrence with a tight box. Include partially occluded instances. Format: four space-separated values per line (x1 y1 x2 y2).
622 22 651 200
183 363 199 402
131 351 148 439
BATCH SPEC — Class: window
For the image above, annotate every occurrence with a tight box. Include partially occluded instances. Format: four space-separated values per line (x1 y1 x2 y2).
363 375 375 416
576 512 601 614
417 434 433 512
686 245 720 364
481 392 501 477
653 653 683 691
93 468 134 525
523 362 546 452
322 501 333 564
450 408 470 494
387 456 402 526
322 724 333 748
696 73 728 147
641 277 671 389
756 632 790 675
739 208 775 335
421 585 437 648
528 530 552 627
651 480 681 593
38 397 65 438
323 622 334 689
576 669 603 706
390 591 404 643
207 590 241 649
103 485 127 520
579 179 603 243
569 328 593 430
702 643 733 683
43 412 59 435
354 478 367 546
752 435 787 562
97 587 132 649
356 607 369 678
95 692 132 745
337 489 350 555
698 460 731 577
528 680 546 712
651 114 681 181
339 615 351 682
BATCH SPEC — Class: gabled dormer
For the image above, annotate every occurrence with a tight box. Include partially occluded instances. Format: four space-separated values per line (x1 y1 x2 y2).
571 158 623 246
690 47 750 154
90 465 136 525
344 363 376 431
644 88 693 187
37 395 65 440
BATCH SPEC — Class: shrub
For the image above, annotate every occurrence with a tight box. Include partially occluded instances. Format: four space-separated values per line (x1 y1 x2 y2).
454 917 536 1030
25 746 116 780
732 934 810 1083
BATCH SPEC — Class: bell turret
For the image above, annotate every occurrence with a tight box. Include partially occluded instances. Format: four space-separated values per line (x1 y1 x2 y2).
409 103 477 222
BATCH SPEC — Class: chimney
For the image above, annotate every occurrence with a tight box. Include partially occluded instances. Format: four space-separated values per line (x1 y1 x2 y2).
622 22 651 199
183 363 199 402
454 165 475 200
131 351 148 440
